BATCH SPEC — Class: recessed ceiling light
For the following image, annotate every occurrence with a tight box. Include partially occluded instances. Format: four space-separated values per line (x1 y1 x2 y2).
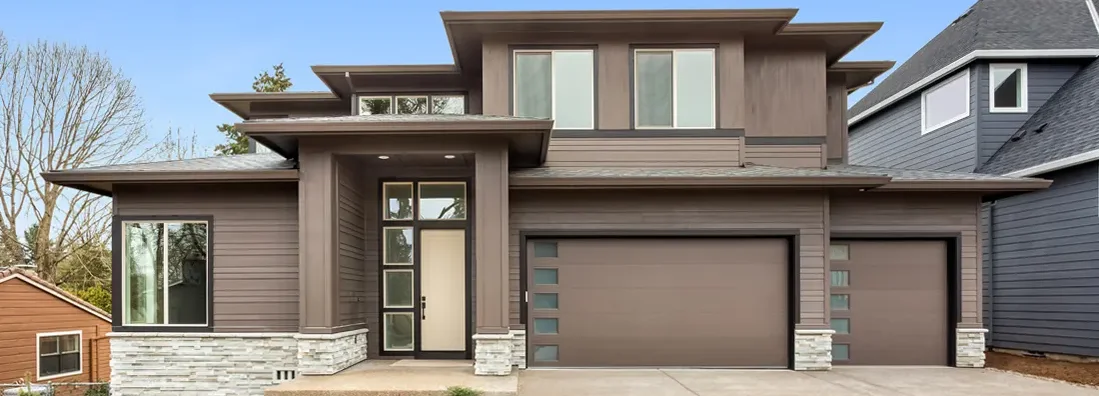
377 155 390 160
444 154 456 159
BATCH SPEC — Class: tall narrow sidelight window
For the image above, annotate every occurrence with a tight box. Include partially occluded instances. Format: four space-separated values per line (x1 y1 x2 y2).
989 64 1027 113
122 220 209 326
635 49 715 129
513 50 595 129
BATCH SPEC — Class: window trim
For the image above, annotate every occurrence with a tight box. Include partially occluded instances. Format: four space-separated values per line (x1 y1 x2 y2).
382 226 415 265
512 49 596 130
988 63 1028 113
633 48 717 130
920 69 971 135
117 218 212 329
417 182 467 221
382 269 415 308
358 95 395 115
36 330 82 381
383 312 416 352
382 182 415 221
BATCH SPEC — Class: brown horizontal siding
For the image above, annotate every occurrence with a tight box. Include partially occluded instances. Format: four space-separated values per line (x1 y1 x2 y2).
337 159 367 328
114 183 300 332
0 278 111 384
830 192 983 326
509 190 828 327
546 138 741 167
743 144 824 168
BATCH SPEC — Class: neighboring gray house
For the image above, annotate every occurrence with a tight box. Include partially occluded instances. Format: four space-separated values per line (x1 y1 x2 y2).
849 0 1099 357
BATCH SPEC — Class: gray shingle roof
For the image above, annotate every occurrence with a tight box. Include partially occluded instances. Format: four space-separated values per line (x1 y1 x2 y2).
979 59 1099 175
52 153 296 173
831 164 1043 181
245 114 547 124
849 0 1099 123
509 165 864 179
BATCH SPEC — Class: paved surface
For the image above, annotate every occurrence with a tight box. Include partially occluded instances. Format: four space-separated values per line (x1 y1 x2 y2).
519 367 1099 396
266 360 517 396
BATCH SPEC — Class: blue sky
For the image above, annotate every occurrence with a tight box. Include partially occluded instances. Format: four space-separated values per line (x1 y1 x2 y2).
0 0 972 151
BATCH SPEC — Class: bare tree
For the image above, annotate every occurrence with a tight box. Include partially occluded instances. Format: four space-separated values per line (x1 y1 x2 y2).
0 32 146 283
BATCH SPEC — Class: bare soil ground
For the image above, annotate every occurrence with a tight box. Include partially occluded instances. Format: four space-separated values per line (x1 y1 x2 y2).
985 351 1099 387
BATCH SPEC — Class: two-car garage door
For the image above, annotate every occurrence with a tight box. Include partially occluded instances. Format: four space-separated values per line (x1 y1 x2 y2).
526 238 789 367
526 238 951 368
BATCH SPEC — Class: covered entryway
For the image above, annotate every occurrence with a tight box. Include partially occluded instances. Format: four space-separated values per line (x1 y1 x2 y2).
526 238 789 367
830 240 949 365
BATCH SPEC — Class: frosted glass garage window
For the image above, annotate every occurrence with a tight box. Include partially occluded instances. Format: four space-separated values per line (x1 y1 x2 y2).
990 64 1027 112
833 344 850 360
514 50 594 129
921 69 969 134
635 49 715 128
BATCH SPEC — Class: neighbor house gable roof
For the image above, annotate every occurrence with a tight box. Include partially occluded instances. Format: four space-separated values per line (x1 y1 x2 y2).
979 58 1099 175
849 0 1099 126
0 267 112 323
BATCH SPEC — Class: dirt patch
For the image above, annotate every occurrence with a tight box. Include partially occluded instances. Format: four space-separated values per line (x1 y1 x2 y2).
986 351 1099 387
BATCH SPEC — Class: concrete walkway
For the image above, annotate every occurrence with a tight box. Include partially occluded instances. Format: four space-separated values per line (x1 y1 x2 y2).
519 367 1099 396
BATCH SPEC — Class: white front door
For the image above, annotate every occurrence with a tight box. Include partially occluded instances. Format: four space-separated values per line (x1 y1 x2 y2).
419 229 466 351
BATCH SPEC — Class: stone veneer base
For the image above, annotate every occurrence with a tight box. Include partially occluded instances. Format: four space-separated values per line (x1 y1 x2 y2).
794 329 834 371
474 333 514 376
296 328 370 375
510 329 527 369
956 328 988 368
109 329 369 396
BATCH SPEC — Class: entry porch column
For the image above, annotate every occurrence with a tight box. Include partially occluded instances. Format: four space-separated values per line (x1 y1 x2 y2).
473 142 514 375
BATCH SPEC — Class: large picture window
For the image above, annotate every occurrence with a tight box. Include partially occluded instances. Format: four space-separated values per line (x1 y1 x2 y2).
634 48 716 129
921 69 970 134
122 220 209 326
37 331 81 380
989 64 1027 113
513 50 595 129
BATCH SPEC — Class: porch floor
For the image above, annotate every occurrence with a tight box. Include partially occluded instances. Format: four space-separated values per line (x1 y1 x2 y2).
265 360 518 396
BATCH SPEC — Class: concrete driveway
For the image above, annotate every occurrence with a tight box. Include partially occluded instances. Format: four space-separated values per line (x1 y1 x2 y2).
519 367 1099 396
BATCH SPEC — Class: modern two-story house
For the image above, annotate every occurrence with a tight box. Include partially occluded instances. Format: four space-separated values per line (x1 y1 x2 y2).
44 8 1051 396
848 0 1099 359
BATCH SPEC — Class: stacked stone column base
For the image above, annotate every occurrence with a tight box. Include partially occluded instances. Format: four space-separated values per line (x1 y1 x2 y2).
510 329 527 369
956 328 988 368
794 329 835 370
295 328 369 375
474 333 515 375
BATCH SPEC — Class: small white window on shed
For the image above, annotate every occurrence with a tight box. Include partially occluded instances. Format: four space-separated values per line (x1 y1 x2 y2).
989 64 1027 113
921 69 970 135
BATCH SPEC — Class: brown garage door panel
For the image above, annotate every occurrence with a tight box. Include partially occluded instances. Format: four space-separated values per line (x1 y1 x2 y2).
528 238 789 368
832 240 949 366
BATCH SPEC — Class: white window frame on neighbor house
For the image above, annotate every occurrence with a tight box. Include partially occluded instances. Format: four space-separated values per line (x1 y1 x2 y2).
989 63 1028 113
512 49 596 130
36 330 82 381
920 69 970 135
120 220 211 327
633 48 717 129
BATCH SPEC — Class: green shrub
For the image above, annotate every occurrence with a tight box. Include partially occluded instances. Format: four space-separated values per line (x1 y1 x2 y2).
84 384 110 396
445 386 483 396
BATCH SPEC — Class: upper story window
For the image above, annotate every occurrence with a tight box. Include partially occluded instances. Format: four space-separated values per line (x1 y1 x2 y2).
634 48 715 129
920 69 969 134
513 50 595 130
122 220 209 327
359 94 466 115
989 64 1027 113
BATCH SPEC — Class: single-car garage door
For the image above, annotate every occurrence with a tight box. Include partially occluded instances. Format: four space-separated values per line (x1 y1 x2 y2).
526 238 788 367
830 240 949 365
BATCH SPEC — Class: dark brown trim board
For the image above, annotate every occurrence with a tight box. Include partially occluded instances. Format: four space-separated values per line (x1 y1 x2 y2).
551 129 745 138
111 215 215 333
830 233 962 367
509 176 891 189
518 230 799 369
745 136 827 145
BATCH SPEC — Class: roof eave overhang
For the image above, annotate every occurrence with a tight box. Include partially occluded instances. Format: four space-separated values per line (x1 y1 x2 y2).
310 65 462 98
236 119 553 134
42 170 300 197
209 92 343 119
509 176 891 189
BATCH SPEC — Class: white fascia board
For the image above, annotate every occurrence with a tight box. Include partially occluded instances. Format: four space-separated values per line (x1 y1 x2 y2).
1002 148 1099 177
849 49 1099 126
